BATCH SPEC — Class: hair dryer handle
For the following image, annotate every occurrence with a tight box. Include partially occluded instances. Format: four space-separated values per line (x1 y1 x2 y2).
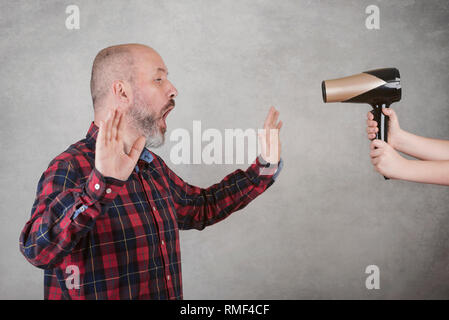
370 104 390 180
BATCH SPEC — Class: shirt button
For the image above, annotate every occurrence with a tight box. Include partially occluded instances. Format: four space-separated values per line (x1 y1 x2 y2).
106 188 112 194
167 275 170 281
161 240 165 246
152 206 156 211
94 184 100 190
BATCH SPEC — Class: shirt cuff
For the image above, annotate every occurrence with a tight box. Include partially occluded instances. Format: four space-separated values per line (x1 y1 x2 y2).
84 167 127 205
256 155 284 180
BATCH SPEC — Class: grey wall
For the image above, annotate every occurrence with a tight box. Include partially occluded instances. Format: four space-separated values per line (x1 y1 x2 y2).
1 0 449 299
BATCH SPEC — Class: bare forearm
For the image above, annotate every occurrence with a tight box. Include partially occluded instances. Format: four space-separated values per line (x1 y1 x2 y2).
397 159 449 185
395 130 449 160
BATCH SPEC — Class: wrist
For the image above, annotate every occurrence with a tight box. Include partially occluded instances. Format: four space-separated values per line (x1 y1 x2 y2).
95 165 128 182
256 154 281 177
394 157 412 180
390 128 406 151
258 154 280 165
84 167 127 205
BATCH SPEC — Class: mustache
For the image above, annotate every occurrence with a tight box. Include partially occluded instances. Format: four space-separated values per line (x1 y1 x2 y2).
158 99 175 118
164 99 175 110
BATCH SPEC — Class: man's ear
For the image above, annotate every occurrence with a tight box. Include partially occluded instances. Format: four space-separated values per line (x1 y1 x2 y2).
111 80 133 108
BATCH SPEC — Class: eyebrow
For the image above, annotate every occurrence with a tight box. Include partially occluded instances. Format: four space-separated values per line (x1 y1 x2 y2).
157 67 168 75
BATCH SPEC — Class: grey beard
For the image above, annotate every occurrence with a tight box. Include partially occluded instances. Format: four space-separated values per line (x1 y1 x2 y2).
145 129 165 148
127 105 165 149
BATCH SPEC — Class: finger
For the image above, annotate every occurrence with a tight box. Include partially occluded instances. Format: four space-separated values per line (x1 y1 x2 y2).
104 110 113 145
264 106 275 129
271 110 279 127
366 120 377 127
97 120 105 146
276 120 283 130
367 111 374 120
111 109 121 141
258 129 271 160
370 148 383 158
370 140 381 150
368 133 376 140
117 110 124 140
106 109 116 143
265 128 271 156
383 108 397 122
269 128 279 144
258 131 267 155
367 127 379 133
371 156 380 165
371 139 386 149
382 107 393 116
263 107 272 128
128 136 146 162
366 126 378 134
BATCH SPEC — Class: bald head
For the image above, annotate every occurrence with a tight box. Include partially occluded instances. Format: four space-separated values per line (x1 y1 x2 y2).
90 44 155 110
90 43 178 151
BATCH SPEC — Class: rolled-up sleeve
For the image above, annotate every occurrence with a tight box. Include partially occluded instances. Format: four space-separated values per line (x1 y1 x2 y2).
19 160 126 269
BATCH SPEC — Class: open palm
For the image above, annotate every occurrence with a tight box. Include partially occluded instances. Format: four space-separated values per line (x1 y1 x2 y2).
95 108 146 181
258 106 282 164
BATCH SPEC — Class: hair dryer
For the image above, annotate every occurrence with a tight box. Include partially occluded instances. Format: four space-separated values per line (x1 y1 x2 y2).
321 68 401 179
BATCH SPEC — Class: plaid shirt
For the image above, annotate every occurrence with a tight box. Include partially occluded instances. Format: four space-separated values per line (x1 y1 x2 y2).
19 121 283 300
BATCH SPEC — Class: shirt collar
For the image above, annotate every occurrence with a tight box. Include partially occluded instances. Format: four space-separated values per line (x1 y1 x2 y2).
139 147 154 163
85 121 100 146
85 121 154 164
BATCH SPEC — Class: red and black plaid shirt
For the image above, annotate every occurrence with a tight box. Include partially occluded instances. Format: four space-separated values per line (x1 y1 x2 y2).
19 121 282 299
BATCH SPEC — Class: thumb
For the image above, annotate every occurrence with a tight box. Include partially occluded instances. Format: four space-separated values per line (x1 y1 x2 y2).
382 108 398 123
128 136 146 162
371 139 386 150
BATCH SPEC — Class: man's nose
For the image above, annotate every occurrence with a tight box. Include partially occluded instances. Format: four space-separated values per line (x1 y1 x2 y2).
168 81 178 99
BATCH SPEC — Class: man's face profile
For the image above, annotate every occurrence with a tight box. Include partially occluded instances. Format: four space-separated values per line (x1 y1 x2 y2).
126 48 177 148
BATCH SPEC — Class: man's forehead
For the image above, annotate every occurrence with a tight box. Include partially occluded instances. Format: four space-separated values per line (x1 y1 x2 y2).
134 50 167 74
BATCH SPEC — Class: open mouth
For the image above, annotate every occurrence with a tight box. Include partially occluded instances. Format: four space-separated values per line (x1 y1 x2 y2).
161 100 175 121
162 106 174 121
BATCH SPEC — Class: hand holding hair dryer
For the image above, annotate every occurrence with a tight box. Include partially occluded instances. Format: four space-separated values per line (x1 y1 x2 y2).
321 68 402 179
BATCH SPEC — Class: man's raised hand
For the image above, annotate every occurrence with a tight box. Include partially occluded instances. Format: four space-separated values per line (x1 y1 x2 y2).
95 108 146 181
258 106 283 164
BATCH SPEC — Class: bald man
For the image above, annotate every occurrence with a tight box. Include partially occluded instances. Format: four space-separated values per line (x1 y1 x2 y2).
19 44 283 300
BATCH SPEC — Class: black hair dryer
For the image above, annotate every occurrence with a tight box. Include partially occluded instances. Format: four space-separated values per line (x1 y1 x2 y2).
321 68 402 179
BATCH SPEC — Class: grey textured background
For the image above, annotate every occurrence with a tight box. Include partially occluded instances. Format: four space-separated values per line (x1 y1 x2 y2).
1 0 449 299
